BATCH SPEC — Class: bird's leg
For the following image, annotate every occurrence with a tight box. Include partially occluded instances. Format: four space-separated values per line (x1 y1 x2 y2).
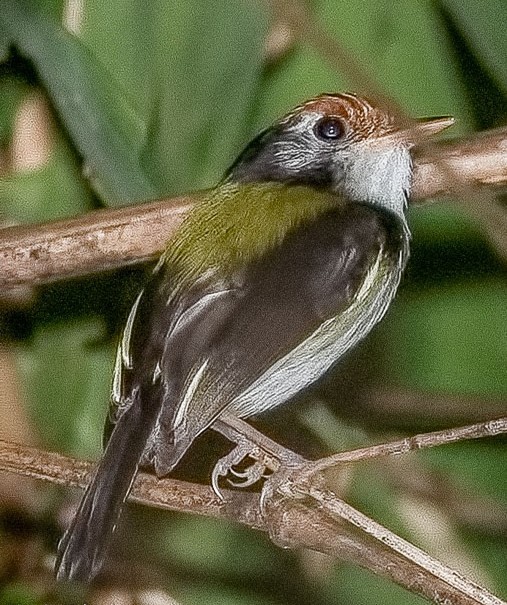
211 413 305 499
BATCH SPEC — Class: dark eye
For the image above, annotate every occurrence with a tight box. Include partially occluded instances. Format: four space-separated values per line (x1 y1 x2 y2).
314 116 345 141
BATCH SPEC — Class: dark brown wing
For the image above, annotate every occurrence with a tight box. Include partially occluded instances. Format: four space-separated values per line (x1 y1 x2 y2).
150 203 407 473
56 201 406 581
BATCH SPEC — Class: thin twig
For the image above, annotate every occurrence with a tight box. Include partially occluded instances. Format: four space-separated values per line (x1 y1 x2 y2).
305 416 507 473
214 415 507 476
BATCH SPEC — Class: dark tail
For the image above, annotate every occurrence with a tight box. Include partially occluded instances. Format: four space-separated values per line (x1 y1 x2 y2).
55 394 156 582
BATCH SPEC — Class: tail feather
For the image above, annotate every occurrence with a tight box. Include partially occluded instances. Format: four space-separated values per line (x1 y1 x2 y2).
55 396 155 582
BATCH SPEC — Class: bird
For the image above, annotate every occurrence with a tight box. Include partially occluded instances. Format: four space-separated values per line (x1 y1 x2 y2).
55 93 453 582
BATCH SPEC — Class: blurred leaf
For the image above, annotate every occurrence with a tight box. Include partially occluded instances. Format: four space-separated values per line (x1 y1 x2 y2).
381 278 507 395
0 0 158 204
422 442 507 595
253 46 346 128
436 2 507 131
0 584 39 605
254 0 472 133
167 516 276 577
318 0 470 124
0 24 9 64
32 0 65 20
439 0 507 94
349 466 411 540
178 585 280 605
465 534 507 597
77 0 157 122
16 317 111 455
0 77 26 144
329 564 426 605
0 133 94 223
408 202 486 245
424 442 507 502
143 0 268 194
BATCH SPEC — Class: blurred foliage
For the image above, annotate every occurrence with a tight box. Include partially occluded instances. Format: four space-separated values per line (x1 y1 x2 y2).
0 0 506 604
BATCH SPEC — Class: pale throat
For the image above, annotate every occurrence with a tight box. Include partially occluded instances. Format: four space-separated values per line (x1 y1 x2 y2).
337 144 413 219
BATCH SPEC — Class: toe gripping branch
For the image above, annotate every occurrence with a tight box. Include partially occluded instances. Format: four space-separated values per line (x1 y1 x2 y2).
209 414 507 605
211 412 306 500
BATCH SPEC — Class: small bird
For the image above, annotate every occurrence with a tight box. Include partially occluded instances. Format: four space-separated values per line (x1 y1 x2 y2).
55 93 453 582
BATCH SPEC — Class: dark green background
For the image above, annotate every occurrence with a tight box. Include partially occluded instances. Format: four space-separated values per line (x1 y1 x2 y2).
0 1 506 603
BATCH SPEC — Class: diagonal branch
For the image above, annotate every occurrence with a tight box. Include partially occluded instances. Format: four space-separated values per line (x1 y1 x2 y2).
1 414 506 604
1 127 506 290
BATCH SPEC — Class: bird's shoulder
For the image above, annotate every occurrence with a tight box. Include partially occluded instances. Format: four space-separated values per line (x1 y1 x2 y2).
161 182 346 279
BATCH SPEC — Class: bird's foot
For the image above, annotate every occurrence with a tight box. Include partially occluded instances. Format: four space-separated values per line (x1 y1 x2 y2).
211 441 270 499
211 414 306 500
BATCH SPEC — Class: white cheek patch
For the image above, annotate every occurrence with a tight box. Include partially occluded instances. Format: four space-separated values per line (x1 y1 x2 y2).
338 145 412 218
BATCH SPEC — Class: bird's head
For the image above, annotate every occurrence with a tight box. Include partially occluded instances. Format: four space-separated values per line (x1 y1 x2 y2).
226 93 453 217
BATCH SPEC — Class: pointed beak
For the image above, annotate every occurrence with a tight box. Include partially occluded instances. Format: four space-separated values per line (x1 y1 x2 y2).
413 116 455 137
393 115 455 146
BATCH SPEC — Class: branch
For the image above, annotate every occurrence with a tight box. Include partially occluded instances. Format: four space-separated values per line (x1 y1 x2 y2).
304 416 507 471
217 414 507 605
2 416 507 604
0 439 263 530
1 127 506 290
269 482 505 605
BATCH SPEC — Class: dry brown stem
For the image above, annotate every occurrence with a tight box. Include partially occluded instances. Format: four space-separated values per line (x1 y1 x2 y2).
1 414 506 604
1 127 506 290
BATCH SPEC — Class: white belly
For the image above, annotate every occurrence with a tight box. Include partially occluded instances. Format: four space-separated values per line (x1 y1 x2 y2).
230 246 404 418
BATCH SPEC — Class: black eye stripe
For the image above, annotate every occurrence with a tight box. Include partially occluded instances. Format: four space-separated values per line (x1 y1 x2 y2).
314 116 345 141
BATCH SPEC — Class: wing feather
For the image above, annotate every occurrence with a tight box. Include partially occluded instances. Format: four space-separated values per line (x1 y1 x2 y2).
111 202 408 475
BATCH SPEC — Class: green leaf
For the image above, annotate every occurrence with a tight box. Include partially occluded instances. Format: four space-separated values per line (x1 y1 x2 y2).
424 442 507 502
329 564 426 605
253 46 347 129
0 23 10 64
178 585 280 605
0 78 26 144
16 317 111 456
76 0 157 123
440 0 507 94
0 0 157 204
0 583 39 605
166 516 277 577
143 0 268 194
380 278 507 395
0 133 94 223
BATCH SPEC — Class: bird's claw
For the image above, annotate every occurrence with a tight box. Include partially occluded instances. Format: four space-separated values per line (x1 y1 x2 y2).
211 443 269 499
227 461 267 488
